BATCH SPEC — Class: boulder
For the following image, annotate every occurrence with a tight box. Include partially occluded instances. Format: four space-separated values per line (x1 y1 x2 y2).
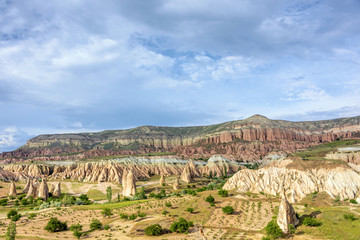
277 189 299 233
9 181 17 196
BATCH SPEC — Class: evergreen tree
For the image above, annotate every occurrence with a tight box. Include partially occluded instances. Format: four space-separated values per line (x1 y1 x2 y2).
6 222 16 240
106 186 112 203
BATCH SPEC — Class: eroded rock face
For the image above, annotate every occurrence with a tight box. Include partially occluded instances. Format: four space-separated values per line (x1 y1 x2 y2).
26 180 37 199
326 150 360 165
173 177 180 190
181 165 193 183
223 159 360 202
22 178 31 193
9 181 17 196
37 179 49 201
277 190 299 233
159 175 165 186
201 155 241 177
123 170 136 197
52 182 61 198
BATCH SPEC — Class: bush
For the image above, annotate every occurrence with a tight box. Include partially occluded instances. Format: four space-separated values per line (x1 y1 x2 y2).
265 220 282 239
7 210 18 219
222 206 234 215
343 214 356 221
128 214 137 220
104 224 110 230
170 217 193 233
288 224 296 234
44 218 68 232
165 202 172 208
70 223 83 232
205 195 215 204
0 198 8 206
90 219 102 230
73 230 82 239
119 213 129 220
11 214 21 222
303 217 321 226
304 204 308 207
218 189 228 197
28 213 37 220
137 210 146 218
186 207 194 213
145 224 162 236
78 194 91 205
6 221 16 240
101 208 113 217
350 199 358 204
162 210 169 216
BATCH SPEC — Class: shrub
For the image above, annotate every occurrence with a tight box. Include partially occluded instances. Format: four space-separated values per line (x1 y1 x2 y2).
222 206 234 215
78 194 91 205
119 213 129 220
343 214 356 221
304 204 308 207
104 224 110 230
7 210 18 219
28 213 37 220
128 214 137 220
73 230 82 239
303 217 321 226
162 210 169 216
288 224 296 234
106 186 112 202
170 218 193 233
165 202 172 208
265 220 282 238
11 214 21 222
205 195 215 204
70 223 83 232
101 208 113 217
44 218 68 232
145 224 162 236
350 199 358 204
6 221 16 240
137 210 146 218
90 219 102 230
14 200 19 206
210 202 215 207
0 198 8 206
218 189 228 197
186 207 194 213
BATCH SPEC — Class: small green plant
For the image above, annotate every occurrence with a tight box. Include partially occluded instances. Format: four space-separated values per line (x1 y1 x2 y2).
288 224 296 234
343 213 356 221
0 198 8 206
128 214 137 220
162 210 169 217
101 208 113 218
185 207 194 213
28 213 37 220
303 217 321 226
106 186 112 203
264 220 282 239
222 206 234 215
44 218 68 232
170 218 193 233
137 210 146 218
90 219 102 230
104 224 110 230
11 214 21 222
73 230 82 239
218 189 228 197
70 223 83 232
7 210 18 219
6 221 16 240
165 202 172 208
145 224 162 236
119 213 129 220
350 199 358 204
304 204 308 207
205 195 215 204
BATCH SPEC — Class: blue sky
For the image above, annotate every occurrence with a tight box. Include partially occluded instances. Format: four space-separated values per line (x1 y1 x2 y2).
1 0 360 152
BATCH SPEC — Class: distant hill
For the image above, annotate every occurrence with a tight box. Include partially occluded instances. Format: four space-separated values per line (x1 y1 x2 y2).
1 114 360 163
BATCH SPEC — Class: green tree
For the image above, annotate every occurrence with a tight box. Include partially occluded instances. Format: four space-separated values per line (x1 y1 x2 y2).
205 195 215 204
162 210 169 217
70 223 83 232
265 220 282 238
6 222 16 240
222 206 234 215
185 207 194 213
145 224 162 236
106 186 112 203
90 219 102 230
303 217 321 226
73 230 82 239
44 218 68 232
218 189 228 197
170 218 194 233
7 210 18 219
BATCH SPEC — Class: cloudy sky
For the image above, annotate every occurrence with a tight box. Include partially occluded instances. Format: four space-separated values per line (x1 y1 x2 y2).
1 0 360 152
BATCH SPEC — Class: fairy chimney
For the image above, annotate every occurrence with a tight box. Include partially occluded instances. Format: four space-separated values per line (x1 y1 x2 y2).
26 180 37 199
9 181 17 196
37 178 49 201
123 170 136 197
159 175 166 186
277 189 299 233
173 177 180 190
52 182 61 198
22 178 31 193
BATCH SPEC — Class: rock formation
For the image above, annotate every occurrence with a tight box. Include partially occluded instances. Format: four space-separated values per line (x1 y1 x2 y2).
123 170 136 197
277 189 299 233
52 182 61 198
223 159 360 202
9 181 17 196
181 159 201 183
22 178 31 193
181 166 192 183
2 115 360 163
26 180 37 199
201 155 240 177
37 178 49 201
173 177 180 190
159 175 165 186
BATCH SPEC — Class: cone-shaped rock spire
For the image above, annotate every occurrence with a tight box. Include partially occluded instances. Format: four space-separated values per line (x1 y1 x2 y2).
26 180 37 199
123 170 136 197
22 178 31 193
173 177 180 190
159 175 165 186
37 178 49 201
52 182 61 198
277 189 299 233
9 181 17 196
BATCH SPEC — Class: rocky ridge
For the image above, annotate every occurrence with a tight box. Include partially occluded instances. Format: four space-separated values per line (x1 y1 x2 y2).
2 115 360 162
223 159 360 202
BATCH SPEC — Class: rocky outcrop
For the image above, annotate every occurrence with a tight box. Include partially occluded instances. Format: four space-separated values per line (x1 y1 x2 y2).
37 179 49 201
2 115 360 162
52 182 61 198
159 175 165 186
22 178 31 193
173 177 180 190
26 180 37 199
201 155 241 177
181 159 200 183
223 159 360 202
9 181 17 196
181 167 192 183
325 149 360 165
123 170 136 197
277 189 299 233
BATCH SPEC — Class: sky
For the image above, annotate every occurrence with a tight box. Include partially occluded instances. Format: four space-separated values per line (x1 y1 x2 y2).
1 0 360 152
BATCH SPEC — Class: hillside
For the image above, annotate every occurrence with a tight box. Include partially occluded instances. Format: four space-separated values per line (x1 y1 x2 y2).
1 114 360 163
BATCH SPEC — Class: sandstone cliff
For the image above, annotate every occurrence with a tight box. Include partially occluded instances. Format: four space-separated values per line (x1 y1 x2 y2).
2 115 360 162
223 159 360 202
